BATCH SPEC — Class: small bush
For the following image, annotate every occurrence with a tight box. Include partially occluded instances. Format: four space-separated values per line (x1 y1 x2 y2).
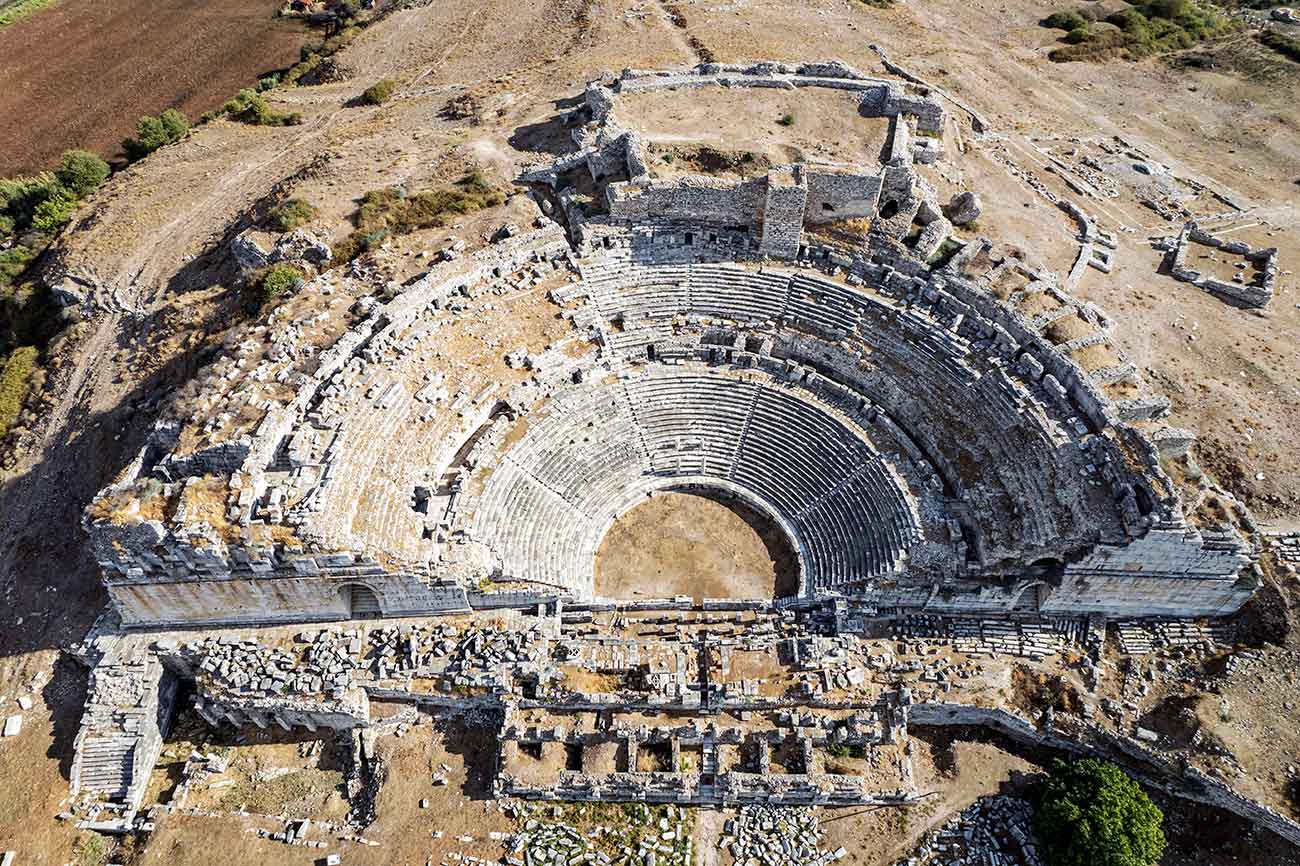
332 172 505 263
30 187 78 235
1044 9 1089 30
0 345 38 439
220 89 303 126
777 113 795 127
54 150 110 198
258 264 305 306
122 109 190 162
361 78 397 105
267 198 318 232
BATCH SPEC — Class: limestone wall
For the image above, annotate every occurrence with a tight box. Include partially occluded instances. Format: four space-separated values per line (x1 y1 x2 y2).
803 168 882 224
108 572 471 627
606 174 767 225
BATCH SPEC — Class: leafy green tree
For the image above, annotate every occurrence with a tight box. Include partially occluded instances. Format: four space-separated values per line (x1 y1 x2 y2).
54 149 109 197
1035 758 1166 866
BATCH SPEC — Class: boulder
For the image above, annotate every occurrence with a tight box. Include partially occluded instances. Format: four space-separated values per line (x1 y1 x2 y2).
948 191 982 226
272 229 332 267
231 230 272 271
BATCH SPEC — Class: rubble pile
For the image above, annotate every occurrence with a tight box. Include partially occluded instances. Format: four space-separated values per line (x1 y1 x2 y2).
506 805 692 866
363 623 545 680
1114 619 1231 655
718 805 845 866
891 796 1042 866
186 633 355 696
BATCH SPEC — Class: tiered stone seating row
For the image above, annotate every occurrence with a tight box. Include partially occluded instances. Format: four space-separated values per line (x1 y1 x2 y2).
470 368 921 595
574 256 1121 561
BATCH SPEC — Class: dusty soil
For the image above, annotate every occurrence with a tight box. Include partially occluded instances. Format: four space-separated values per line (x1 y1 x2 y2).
0 0 308 174
593 491 800 600
620 87 893 168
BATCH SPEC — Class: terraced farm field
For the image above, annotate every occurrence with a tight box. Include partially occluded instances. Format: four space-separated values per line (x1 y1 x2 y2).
0 0 307 175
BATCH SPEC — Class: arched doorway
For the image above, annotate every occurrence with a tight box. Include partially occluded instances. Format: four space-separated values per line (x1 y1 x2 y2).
340 583 382 618
1010 581 1050 612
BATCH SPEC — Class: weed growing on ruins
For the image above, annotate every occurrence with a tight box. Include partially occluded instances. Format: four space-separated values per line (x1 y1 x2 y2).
777 113 796 127
1035 758 1166 866
332 172 505 263
217 90 304 127
1042 0 1233 62
121 109 191 163
361 78 398 105
267 198 318 232
73 833 109 866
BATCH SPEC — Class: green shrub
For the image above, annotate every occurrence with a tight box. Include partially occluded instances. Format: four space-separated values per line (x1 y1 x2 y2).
220 89 303 126
332 173 505 263
1035 758 1166 866
0 346 38 438
1141 0 1190 19
0 173 61 234
258 264 305 306
122 109 190 162
0 246 34 288
1044 9 1089 30
54 150 110 198
361 78 397 105
268 198 318 232
256 74 282 92
30 187 78 235
1260 28 1300 63
777 113 795 126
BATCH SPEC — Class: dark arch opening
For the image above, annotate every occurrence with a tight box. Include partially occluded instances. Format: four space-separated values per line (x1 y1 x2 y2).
341 583 382 618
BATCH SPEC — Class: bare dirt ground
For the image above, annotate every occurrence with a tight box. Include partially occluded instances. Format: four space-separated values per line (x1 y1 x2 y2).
619 87 893 167
0 0 1298 862
594 491 800 600
0 0 309 175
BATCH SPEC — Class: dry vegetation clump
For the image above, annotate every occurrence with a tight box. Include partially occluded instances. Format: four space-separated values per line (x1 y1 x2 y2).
1042 0 1234 62
87 476 170 524
332 171 505 263
361 78 398 105
266 197 317 232
1010 666 1083 716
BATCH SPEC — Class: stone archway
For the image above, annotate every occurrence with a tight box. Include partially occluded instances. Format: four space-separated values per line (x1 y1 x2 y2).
1010 580 1051 612
340 583 383 618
